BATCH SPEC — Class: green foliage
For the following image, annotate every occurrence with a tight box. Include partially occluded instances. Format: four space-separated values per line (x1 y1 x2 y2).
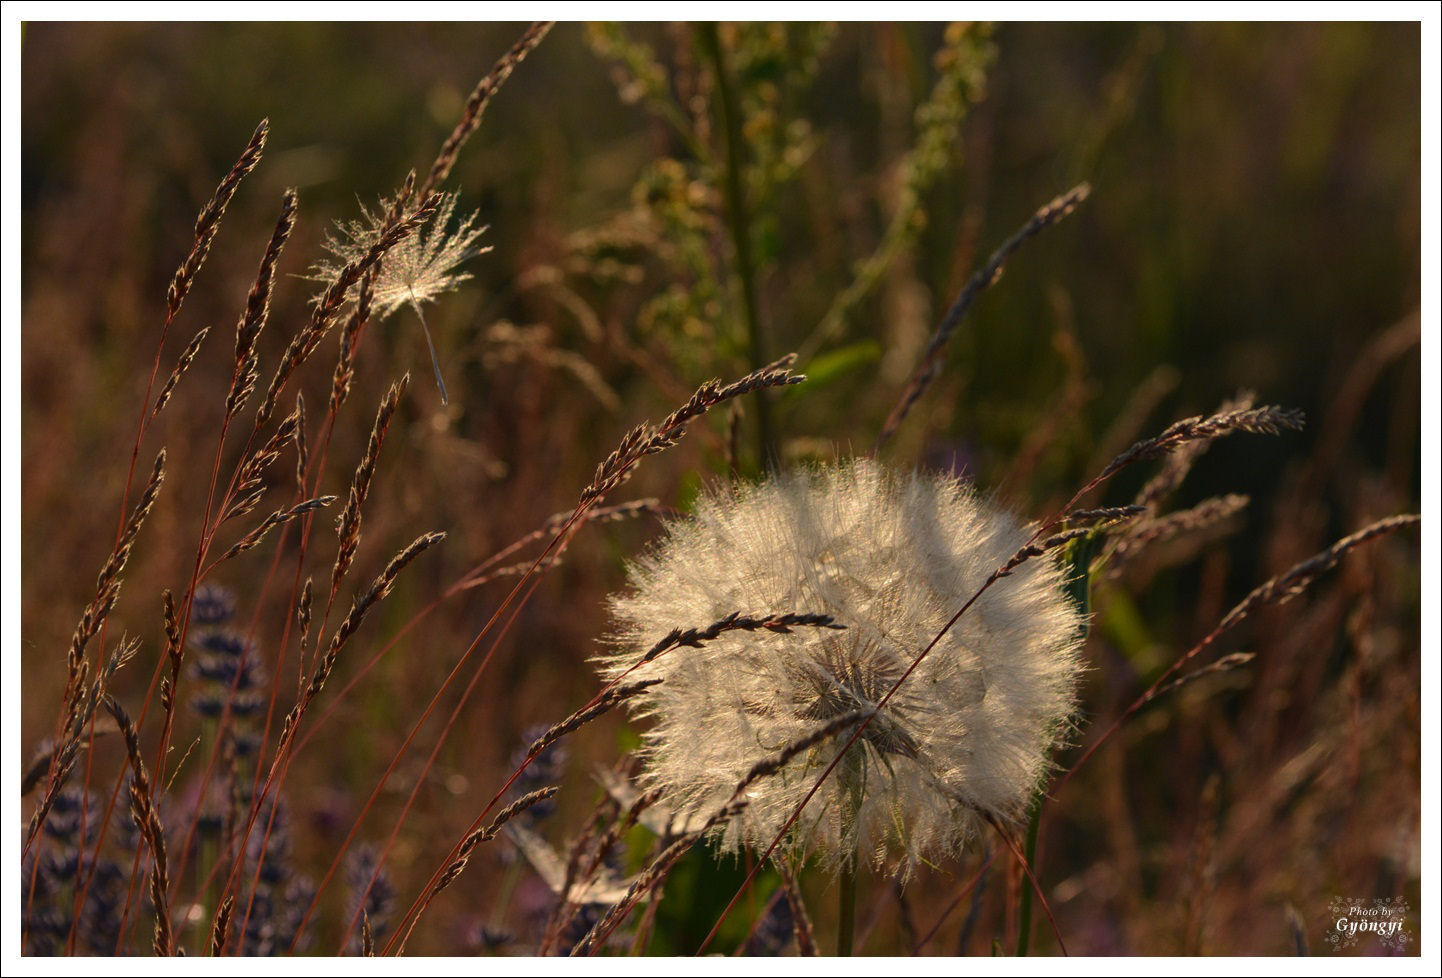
640 847 780 955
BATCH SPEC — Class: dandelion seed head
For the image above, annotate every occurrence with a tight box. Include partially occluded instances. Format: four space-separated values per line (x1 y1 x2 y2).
599 458 1084 875
310 191 487 403
311 191 489 318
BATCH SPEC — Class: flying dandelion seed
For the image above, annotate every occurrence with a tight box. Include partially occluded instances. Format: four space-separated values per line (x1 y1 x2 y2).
310 192 488 404
599 458 1084 876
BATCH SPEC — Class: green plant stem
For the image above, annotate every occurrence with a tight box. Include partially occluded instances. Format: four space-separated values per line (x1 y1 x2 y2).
838 854 857 957
836 750 863 956
698 22 773 470
1015 792 1042 956
1016 535 1089 955
197 718 218 946
486 859 522 952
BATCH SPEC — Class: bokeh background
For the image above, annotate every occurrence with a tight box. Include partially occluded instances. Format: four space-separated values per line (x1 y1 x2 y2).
20 22 1421 955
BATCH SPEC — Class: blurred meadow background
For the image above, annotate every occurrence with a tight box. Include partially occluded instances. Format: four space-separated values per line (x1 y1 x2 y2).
18 21 1421 956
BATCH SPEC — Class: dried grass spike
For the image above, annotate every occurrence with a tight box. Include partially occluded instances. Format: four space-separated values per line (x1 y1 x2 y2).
573 798 750 956
1155 652 1256 700
527 680 662 761
220 495 336 563
438 788 560 894
1106 494 1251 579
577 714 874 954
296 576 315 682
295 531 446 723
166 119 268 320
1135 391 1255 509
1065 505 1148 527
1215 514 1419 633
152 326 211 417
211 895 234 956
96 448 166 595
105 694 173 956
294 392 308 490
1062 513 1422 790
999 527 1091 577
776 857 817 956
65 449 165 685
229 407 301 519
580 355 804 505
159 589 183 716
877 183 1091 448
20 633 131 851
635 611 843 668
333 376 409 596
1101 405 1305 485
227 188 299 420
422 22 555 195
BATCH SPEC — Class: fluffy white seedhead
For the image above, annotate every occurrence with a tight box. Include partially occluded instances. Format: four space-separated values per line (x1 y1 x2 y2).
600 458 1084 876
310 191 489 403
312 191 488 319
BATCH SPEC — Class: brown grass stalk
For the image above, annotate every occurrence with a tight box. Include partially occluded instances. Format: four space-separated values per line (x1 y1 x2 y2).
152 326 211 418
875 183 1091 450
980 811 1067 956
1104 494 1251 580
914 851 994 952
581 353 804 506
69 450 166 686
167 120 269 322
30 446 165 899
260 509 671 938
331 376 408 598
68 126 272 927
104 694 173 956
397 786 561 953
286 505 670 953
99 125 269 708
217 495 336 565
328 571 552 956
229 532 445 950
1059 513 1421 791
291 501 665 768
226 188 300 421
281 531 445 758
218 256 425 955
420 22 555 197
774 856 818 956
25 640 137 856
1135 392 1255 510
209 895 234 956
392 676 660 954
46 33 562 953
578 710 874 956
